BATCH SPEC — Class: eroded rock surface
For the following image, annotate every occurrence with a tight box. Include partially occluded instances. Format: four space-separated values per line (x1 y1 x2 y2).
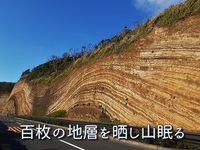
6 15 200 132
0 94 9 113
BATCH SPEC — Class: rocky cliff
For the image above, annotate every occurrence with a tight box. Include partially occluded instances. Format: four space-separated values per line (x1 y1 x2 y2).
0 94 9 113
5 15 200 132
0 82 15 113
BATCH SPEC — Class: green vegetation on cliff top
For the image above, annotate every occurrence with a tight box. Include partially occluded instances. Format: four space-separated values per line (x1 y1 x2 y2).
22 0 200 85
46 110 67 118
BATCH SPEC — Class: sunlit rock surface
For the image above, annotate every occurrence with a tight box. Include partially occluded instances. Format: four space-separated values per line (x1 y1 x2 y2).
6 15 200 132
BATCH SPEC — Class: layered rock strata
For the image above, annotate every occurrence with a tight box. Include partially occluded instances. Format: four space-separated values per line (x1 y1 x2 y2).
0 94 9 113
6 15 200 132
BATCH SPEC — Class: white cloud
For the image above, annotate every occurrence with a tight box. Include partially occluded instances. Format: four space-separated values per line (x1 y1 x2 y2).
133 0 186 15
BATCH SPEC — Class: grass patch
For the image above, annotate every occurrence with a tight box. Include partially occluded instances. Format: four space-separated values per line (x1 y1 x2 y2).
99 118 126 125
46 110 67 118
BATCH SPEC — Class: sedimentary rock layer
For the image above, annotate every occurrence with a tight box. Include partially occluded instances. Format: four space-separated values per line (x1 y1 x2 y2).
6 15 200 132
0 94 9 113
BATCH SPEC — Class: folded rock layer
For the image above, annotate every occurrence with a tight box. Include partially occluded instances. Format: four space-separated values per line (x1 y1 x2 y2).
5 15 200 132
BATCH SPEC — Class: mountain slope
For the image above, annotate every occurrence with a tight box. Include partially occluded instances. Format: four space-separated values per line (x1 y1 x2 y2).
0 82 15 113
4 14 200 132
22 0 200 85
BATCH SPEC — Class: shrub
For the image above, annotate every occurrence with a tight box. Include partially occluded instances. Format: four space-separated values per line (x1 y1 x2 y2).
46 110 67 118
176 141 184 149
99 118 125 124
0 82 15 94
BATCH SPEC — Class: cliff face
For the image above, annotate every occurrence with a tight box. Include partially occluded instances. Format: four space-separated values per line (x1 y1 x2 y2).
0 82 15 113
3 80 50 115
6 15 200 132
0 94 9 113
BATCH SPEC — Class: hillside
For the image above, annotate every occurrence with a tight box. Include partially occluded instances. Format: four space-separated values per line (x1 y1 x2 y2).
23 0 200 85
3 0 200 132
0 82 15 113
0 82 15 94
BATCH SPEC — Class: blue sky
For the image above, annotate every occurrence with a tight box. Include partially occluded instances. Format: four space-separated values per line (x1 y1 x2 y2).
0 0 185 82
